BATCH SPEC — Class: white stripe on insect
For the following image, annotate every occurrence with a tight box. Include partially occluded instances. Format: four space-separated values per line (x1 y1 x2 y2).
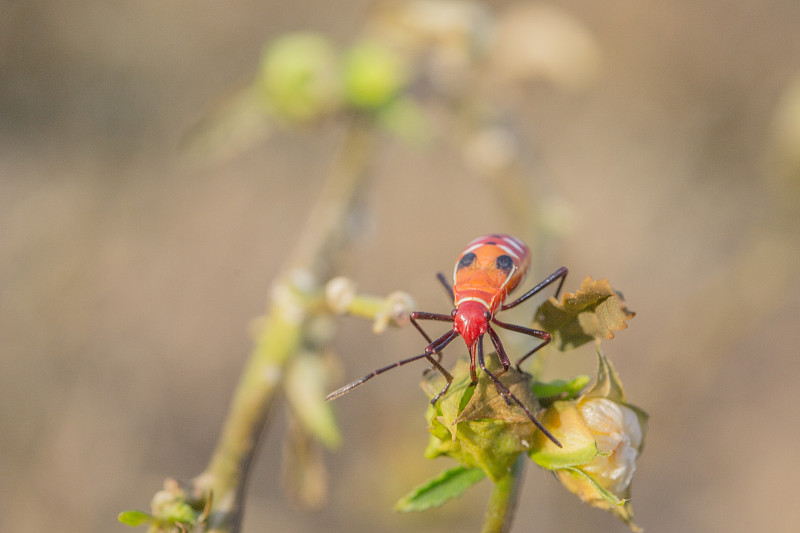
462 243 484 255
497 264 517 293
504 236 525 253
454 296 492 309
496 244 520 260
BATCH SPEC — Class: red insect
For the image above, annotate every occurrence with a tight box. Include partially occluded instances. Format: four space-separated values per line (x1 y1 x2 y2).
326 234 568 446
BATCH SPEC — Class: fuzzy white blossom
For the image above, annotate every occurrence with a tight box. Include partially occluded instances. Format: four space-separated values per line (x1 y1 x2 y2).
578 398 643 495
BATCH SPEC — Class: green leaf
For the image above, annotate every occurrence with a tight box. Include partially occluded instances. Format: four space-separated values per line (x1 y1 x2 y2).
532 375 590 403
585 346 627 404
395 466 486 512
285 352 342 448
117 510 154 527
158 500 197 524
534 276 634 350
421 357 475 429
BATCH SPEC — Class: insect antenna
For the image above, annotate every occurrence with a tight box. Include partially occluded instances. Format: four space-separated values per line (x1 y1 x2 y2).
325 329 459 402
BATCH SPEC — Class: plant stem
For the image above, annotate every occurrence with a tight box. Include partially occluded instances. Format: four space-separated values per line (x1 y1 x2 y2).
480 454 527 533
190 120 376 533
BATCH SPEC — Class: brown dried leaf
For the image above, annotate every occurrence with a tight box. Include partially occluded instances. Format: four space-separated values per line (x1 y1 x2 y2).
456 364 537 425
534 276 634 350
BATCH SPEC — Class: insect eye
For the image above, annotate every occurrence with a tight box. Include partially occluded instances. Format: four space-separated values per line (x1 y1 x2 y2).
457 252 476 269
495 254 514 272
483 310 492 320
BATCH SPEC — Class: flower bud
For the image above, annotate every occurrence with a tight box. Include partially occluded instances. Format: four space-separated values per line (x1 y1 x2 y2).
257 33 341 123
530 350 647 531
576 398 642 496
422 358 539 482
342 40 408 110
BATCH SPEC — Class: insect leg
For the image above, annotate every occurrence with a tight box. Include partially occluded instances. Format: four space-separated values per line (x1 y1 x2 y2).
476 337 511 405
486 326 511 377
500 266 568 311
492 318 551 371
410 310 453 363
477 339 562 447
424 329 459 404
326 329 459 402
436 272 455 301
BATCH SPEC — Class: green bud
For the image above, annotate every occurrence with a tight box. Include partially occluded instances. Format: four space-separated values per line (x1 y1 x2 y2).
117 510 153 527
532 375 591 404
120 478 203 532
257 32 341 123
422 358 539 482
342 41 408 110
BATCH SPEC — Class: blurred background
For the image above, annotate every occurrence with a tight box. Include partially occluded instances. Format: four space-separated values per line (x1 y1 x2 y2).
2 1 800 532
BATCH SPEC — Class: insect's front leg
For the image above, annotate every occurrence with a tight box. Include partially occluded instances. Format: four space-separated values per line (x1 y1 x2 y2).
486 326 511 377
410 311 453 363
500 266 568 311
424 329 459 404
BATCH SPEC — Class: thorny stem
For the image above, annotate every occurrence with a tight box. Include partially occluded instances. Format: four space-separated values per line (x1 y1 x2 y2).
188 120 377 533
480 454 527 533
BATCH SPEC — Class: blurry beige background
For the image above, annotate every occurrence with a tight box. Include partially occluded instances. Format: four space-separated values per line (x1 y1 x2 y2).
2 1 799 532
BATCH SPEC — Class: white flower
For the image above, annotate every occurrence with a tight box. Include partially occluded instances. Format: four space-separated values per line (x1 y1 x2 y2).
578 398 643 495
